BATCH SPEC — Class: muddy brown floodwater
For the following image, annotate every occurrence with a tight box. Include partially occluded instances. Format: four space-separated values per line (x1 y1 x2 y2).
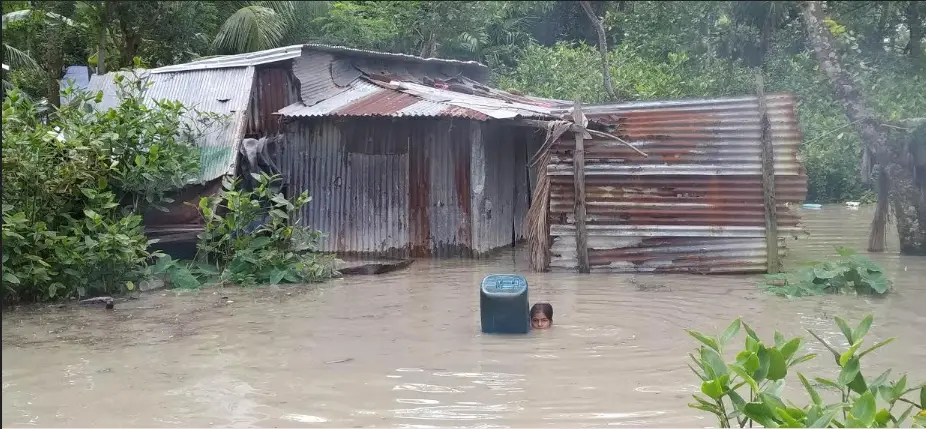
3 205 925 428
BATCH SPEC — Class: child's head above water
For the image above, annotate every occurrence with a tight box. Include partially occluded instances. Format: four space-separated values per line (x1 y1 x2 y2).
530 302 553 329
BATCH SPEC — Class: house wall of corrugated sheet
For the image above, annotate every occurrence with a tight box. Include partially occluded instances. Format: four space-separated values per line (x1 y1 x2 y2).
281 118 410 257
247 65 300 137
470 123 541 254
546 94 808 273
282 117 491 258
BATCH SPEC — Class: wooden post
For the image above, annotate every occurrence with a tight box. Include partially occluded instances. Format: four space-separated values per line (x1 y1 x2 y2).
572 101 590 274
756 74 780 274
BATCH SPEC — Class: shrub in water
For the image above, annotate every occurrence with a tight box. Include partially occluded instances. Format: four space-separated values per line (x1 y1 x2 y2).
195 173 337 286
687 315 925 428
761 246 892 298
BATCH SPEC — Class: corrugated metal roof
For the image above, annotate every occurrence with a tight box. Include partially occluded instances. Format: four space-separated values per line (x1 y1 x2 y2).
150 43 487 74
543 93 808 274
276 78 556 121
77 68 255 183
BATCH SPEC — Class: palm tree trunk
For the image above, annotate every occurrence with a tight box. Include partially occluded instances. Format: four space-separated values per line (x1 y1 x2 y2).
579 1 617 101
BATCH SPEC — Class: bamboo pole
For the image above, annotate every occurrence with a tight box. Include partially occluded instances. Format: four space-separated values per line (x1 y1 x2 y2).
572 101 590 274
756 74 780 274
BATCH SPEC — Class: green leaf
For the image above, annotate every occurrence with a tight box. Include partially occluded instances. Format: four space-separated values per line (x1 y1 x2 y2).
781 337 802 361
869 369 892 390
720 318 741 346
849 391 876 427
701 379 724 400
754 344 771 382
838 357 861 386
835 316 855 344
700 346 728 378
854 314 874 340
859 338 895 358
687 330 720 352
743 402 779 428
875 409 892 426
814 377 842 391
893 375 907 399
4 273 21 284
247 236 273 250
126 280 135 291
895 405 915 426
840 341 862 366
791 353 817 366
737 350 761 374
767 347 788 381
269 269 286 285
742 322 760 340
808 407 840 428
730 364 759 392
799 373 823 406
270 209 289 219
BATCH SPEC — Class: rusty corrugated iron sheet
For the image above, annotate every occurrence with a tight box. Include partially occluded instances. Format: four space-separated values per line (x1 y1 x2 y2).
545 93 807 273
247 66 300 137
281 117 484 258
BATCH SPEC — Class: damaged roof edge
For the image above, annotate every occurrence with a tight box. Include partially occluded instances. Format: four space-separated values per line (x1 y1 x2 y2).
150 44 488 74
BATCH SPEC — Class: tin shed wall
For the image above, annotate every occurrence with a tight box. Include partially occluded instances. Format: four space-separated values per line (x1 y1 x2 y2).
281 117 479 257
546 94 807 273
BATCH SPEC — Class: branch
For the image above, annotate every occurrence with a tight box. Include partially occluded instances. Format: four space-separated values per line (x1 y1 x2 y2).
579 1 617 101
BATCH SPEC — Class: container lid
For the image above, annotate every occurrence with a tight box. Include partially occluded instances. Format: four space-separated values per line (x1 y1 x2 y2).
481 274 528 296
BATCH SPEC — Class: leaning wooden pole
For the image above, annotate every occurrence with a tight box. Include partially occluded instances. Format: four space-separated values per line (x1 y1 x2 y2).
756 74 780 274
572 101 591 274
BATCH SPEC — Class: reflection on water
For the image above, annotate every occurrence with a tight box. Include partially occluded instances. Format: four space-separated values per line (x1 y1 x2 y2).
2 205 925 427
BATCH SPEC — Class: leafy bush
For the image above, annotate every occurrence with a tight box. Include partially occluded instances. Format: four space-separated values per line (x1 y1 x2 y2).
1 75 207 304
761 247 892 298
195 173 337 286
688 314 925 428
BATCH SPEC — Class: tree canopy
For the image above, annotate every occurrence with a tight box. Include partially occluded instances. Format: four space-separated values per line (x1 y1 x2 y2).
3 0 924 204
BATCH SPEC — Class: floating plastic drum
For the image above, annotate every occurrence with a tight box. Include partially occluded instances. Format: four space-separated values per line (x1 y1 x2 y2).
480 274 530 334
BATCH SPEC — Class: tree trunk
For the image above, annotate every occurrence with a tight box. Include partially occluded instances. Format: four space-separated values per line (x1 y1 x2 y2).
801 1 926 254
96 2 108 75
579 1 617 101
907 1 923 61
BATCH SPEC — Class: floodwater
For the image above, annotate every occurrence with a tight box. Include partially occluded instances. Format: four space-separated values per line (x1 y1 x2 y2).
2 205 924 428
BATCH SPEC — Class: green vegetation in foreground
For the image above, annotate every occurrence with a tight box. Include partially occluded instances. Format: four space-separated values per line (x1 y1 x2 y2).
688 314 926 428
761 247 892 298
151 172 339 290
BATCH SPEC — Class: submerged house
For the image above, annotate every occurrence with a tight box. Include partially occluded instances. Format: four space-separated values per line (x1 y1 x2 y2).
69 44 573 258
527 95 808 273
68 44 807 273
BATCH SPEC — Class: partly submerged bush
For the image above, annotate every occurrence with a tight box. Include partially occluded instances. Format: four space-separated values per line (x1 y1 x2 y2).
194 173 337 287
761 247 892 298
1 76 207 304
688 314 925 428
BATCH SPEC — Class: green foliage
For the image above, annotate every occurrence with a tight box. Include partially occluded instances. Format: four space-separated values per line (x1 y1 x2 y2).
195 173 337 287
688 314 925 428
498 42 754 103
1 76 205 304
761 247 893 298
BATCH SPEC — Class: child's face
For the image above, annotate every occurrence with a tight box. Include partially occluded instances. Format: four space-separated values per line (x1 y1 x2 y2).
531 313 551 329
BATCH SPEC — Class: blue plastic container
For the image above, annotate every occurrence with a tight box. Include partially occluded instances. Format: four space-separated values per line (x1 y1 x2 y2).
480 274 530 334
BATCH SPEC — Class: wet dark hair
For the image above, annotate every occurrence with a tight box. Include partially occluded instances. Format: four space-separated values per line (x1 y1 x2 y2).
530 302 553 321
